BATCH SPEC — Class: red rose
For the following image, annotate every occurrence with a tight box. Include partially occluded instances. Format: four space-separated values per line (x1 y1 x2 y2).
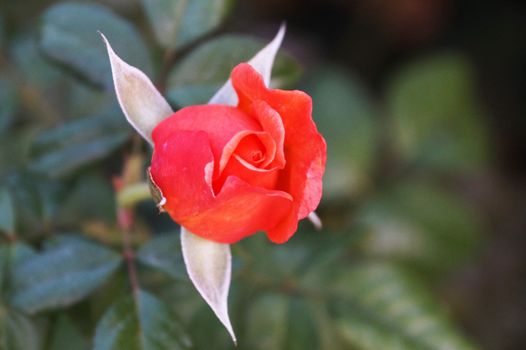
150 63 326 244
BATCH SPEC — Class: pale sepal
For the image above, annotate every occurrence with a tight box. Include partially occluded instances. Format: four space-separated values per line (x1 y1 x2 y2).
308 212 323 230
180 227 236 344
190 24 287 343
209 23 286 106
100 33 173 145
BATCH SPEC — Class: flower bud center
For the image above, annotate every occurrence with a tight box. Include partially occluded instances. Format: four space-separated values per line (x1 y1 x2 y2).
234 134 270 168
251 151 264 163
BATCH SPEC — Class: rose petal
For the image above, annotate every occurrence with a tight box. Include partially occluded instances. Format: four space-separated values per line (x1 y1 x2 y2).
231 133 273 167
185 176 293 242
231 63 327 243
180 227 236 343
216 154 280 193
209 24 286 106
150 130 215 218
214 130 278 193
215 101 286 190
219 131 275 173
153 105 261 167
150 130 293 243
101 33 173 145
250 100 285 169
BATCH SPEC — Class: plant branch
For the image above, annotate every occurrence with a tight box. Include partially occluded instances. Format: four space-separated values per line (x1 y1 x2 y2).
157 48 176 94
118 208 140 294
117 182 151 208
116 150 147 294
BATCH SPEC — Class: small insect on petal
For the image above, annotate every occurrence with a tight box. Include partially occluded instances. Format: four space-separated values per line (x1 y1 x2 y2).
100 32 173 145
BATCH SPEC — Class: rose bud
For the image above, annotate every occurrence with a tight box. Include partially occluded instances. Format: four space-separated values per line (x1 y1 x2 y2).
150 63 326 244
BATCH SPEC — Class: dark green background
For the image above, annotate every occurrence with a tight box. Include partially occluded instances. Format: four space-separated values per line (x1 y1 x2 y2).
1 0 525 349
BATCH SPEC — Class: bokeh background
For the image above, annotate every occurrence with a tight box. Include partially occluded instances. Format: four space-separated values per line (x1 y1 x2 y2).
1 0 525 349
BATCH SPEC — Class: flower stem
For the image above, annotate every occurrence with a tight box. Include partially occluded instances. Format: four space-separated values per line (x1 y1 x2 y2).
117 182 151 208
118 208 140 294
158 48 176 94
123 231 139 294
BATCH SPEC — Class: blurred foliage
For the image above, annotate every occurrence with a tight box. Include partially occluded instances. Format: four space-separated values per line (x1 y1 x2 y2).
167 34 301 107
356 180 481 278
93 290 191 350
10 235 122 314
141 0 234 50
0 0 491 349
386 53 488 171
40 2 152 88
305 68 376 199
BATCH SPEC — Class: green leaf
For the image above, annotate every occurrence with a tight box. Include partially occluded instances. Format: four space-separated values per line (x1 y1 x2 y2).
303 67 376 198
0 13 5 50
1 243 36 300
10 31 64 89
40 2 152 88
49 315 88 350
0 187 15 237
57 174 116 226
166 34 301 107
237 233 320 281
11 31 112 120
93 290 192 350
0 307 46 350
387 53 487 171
142 0 234 49
331 262 476 350
209 24 285 106
89 268 129 321
4 172 62 237
245 294 320 350
245 293 288 349
184 310 226 349
30 108 130 177
137 234 186 280
0 78 16 134
0 128 35 179
8 244 37 265
9 235 122 313
0 246 47 350
356 181 480 275
0 247 6 295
